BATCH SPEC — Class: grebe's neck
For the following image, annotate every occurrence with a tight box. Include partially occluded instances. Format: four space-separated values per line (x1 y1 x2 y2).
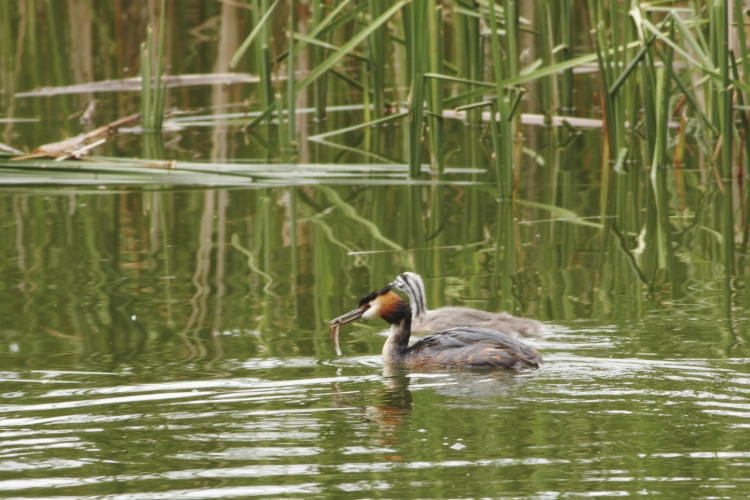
399 275 428 317
382 316 413 362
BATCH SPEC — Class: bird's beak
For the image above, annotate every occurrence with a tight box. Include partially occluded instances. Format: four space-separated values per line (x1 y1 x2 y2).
329 308 365 356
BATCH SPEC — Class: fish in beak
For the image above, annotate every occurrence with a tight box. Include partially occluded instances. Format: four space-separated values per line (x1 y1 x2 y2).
329 308 365 356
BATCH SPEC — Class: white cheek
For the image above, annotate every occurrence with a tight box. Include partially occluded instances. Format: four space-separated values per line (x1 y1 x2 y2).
361 303 379 319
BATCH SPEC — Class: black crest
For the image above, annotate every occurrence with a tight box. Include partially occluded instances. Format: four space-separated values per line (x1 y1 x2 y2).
357 285 392 307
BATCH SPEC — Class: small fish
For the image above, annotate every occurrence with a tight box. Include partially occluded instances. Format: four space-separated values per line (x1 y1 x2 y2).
329 320 342 356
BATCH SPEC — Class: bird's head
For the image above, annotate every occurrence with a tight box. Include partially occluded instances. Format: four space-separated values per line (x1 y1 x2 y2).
328 285 411 354
391 272 423 293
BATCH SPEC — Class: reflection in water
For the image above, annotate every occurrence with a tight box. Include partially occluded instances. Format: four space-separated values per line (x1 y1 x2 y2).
1 323 750 497
368 369 412 450
1 182 749 369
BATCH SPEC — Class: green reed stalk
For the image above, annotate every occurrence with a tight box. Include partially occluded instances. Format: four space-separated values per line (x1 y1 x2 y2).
362 61 372 154
707 2 721 131
640 39 658 162
275 93 288 151
252 0 274 112
295 2 405 91
426 2 444 173
287 0 296 146
536 0 553 123
731 1 750 173
0 0 12 106
653 20 675 170
592 33 613 222
561 0 573 112
140 33 152 128
721 174 737 276
153 0 167 130
139 0 167 132
469 2 485 124
311 2 327 121
456 100 502 190
405 0 427 177
43 0 65 87
503 0 519 79
487 0 512 199
588 0 620 159
367 0 386 119
734 0 750 86
731 54 750 172
719 0 732 179
24 0 38 90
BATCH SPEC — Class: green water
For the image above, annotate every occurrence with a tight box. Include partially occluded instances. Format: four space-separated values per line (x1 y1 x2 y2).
2 184 750 498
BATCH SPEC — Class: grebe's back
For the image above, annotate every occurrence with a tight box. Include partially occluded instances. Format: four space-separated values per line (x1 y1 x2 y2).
393 272 546 339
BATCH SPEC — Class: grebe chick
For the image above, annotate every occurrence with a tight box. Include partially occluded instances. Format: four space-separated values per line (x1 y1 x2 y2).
329 285 542 369
392 272 546 339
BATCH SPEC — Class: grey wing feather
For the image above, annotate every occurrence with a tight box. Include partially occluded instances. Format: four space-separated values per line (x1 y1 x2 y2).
406 327 543 369
414 307 546 339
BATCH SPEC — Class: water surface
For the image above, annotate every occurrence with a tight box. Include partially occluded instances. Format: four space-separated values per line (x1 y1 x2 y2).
2 184 750 498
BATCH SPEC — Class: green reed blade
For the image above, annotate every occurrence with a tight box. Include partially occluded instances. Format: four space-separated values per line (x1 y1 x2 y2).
243 100 277 131
296 1 406 93
610 16 670 97
671 68 718 135
438 39 644 107
229 0 282 69
671 13 716 72
309 111 408 141
507 88 525 120
293 34 369 62
277 0 356 62
316 2 369 38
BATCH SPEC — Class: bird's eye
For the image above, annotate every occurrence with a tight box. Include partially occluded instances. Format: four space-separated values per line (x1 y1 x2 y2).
363 304 371 310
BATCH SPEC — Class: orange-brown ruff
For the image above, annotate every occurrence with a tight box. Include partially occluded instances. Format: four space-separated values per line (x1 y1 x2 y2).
329 286 542 369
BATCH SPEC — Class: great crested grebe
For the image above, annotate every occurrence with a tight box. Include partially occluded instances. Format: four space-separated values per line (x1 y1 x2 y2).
392 272 546 339
329 285 542 369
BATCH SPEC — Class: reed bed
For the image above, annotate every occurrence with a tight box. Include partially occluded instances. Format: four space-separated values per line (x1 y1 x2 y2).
4 0 750 286
212 0 750 204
